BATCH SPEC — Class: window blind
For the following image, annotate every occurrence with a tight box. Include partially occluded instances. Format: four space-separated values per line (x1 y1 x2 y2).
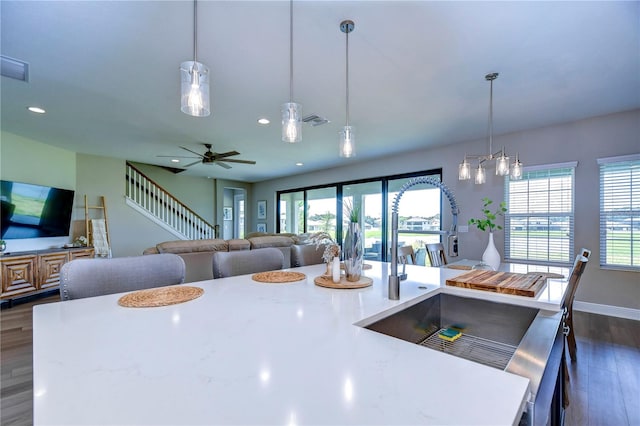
598 155 640 271
504 164 575 265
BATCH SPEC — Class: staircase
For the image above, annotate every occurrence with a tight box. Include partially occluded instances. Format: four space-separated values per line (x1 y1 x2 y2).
125 162 216 240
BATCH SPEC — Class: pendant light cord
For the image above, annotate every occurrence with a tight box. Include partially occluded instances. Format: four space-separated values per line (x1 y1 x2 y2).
193 0 198 63
289 0 294 101
345 26 350 126
488 76 493 156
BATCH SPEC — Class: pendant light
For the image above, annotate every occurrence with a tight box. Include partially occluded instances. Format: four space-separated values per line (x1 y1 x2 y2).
339 20 355 158
281 0 302 143
458 73 523 182
180 0 210 117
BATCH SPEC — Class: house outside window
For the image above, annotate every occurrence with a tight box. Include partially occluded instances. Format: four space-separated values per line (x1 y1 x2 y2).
598 154 640 271
504 162 577 265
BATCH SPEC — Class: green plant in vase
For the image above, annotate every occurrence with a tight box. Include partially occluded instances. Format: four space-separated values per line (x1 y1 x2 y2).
468 197 507 271
468 197 507 232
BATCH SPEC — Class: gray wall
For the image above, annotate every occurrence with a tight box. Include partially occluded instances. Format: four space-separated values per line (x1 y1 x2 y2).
253 109 640 310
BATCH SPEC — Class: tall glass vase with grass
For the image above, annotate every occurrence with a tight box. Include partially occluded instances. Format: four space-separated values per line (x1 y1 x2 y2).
343 201 363 282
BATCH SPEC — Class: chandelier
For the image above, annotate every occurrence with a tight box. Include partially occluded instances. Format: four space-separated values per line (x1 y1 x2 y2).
458 73 522 184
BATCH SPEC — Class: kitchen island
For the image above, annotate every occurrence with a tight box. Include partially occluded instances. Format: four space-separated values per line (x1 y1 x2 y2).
33 262 569 425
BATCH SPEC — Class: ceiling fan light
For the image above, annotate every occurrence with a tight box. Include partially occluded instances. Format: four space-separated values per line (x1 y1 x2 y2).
475 163 486 184
281 102 302 143
339 126 355 158
180 61 210 117
458 159 471 180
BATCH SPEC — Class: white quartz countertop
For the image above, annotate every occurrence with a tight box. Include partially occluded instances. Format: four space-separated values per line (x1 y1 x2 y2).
33 262 569 425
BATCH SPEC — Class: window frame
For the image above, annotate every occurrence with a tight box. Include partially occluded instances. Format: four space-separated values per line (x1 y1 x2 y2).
598 154 640 272
504 161 577 266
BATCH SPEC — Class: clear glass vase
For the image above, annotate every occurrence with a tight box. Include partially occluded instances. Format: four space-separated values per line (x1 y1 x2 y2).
343 222 364 282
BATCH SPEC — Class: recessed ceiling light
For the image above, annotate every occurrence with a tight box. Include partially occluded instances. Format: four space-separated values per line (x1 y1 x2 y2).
296 162 304 166
257 117 270 125
171 159 180 163
27 106 46 114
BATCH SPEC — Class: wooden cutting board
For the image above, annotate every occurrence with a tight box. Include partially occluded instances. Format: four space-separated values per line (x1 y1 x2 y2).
445 270 546 297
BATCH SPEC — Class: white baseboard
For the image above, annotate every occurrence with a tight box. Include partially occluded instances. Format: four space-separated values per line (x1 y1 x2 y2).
573 301 640 321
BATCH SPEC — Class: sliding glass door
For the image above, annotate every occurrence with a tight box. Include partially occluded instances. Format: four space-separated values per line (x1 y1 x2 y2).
343 181 383 260
276 169 442 262
307 187 337 239
387 176 443 265
279 191 304 234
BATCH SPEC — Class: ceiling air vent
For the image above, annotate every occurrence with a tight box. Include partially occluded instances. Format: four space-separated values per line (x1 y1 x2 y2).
302 114 330 127
1 55 29 82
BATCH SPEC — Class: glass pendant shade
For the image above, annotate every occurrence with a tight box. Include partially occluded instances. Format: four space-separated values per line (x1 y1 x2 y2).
475 163 486 184
281 102 302 143
180 61 210 117
495 151 510 176
459 159 471 180
339 126 355 158
511 154 523 180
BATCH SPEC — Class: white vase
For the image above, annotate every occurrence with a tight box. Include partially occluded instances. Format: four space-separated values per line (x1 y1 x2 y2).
332 257 341 283
482 232 501 271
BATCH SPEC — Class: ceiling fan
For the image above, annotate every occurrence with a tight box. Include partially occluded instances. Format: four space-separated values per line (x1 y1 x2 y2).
160 143 257 169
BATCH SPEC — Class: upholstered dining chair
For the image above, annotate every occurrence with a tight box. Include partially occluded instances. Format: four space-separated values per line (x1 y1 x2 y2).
60 253 186 301
397 245 417 265
563 252 590 362
212 247 285 279
425 243 448 267
291 244 327 267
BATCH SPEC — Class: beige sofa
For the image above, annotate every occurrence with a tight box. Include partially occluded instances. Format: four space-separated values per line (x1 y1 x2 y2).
143 233 301 283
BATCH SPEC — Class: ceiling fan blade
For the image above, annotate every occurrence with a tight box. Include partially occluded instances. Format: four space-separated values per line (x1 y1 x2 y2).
214 161 232 169
183 160 202 168
222 159 256 165
212 150 240 160
180 146 205 158
157 155 200 159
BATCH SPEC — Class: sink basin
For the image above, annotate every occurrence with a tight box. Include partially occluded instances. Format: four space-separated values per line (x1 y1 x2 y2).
357 292 565 426
361 293 538 369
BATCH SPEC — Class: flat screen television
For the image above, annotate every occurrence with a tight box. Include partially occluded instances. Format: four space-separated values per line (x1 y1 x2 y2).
0 180 75 239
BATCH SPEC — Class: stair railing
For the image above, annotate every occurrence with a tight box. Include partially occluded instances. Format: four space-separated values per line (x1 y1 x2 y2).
125 162 216 240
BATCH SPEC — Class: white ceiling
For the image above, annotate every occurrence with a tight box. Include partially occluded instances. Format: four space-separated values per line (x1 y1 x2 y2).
1 1 638 182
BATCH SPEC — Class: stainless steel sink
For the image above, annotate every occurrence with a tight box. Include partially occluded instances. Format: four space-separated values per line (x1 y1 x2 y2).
357 293 565 426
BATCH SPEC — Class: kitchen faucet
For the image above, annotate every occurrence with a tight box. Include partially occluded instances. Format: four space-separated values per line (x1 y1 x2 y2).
388 177 459 300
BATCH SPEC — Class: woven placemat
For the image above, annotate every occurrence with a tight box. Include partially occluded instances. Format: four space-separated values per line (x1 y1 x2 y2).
118 286 204 308
252 271 307 283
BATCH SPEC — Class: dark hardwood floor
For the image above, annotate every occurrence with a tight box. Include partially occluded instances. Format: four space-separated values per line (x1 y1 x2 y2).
563 311 640 426
1 295 639 426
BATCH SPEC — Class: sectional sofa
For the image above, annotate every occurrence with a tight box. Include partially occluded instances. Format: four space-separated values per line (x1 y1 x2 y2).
143 233 305 282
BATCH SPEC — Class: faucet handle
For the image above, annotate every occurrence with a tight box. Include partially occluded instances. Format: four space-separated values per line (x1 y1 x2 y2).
399 261 407 281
